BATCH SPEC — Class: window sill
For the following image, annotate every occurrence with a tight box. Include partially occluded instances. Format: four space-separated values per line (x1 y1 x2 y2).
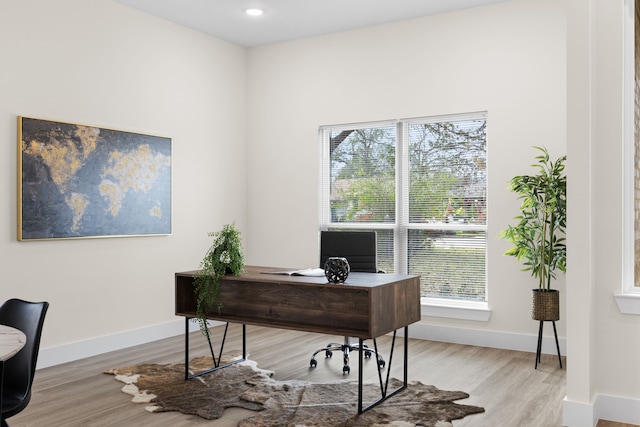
421 298 491 321
614 292 640 315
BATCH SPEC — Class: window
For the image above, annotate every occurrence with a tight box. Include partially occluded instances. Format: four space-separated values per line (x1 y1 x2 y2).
320 112 487 303
623 0 640 293
634 0 640 289
615 0 640 313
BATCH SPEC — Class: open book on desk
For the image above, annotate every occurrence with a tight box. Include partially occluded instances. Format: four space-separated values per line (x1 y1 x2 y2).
261 268 325 277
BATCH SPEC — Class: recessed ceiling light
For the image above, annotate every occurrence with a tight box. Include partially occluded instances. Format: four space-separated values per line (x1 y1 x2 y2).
245 8 263 16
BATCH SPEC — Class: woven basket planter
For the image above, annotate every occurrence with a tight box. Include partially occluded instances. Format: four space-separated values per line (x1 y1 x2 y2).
531 289 560 321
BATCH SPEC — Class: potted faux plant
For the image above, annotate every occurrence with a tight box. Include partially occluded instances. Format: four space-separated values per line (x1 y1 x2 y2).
500 146 566 322
193 223 244 344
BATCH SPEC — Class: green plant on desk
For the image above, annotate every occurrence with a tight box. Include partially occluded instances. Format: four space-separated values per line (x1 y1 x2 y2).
194 223 244 345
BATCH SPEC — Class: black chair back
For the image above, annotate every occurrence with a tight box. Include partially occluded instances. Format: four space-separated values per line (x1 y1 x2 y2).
0 298 49 421
320 231 377 273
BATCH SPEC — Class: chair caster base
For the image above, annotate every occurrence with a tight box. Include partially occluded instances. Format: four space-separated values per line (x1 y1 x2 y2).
309 337 385 375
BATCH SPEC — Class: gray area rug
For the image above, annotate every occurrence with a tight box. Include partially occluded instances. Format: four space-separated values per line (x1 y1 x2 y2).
105 355 484 426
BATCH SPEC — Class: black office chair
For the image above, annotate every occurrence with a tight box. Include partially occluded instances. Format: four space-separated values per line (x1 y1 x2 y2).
0 299 49 427
309 231 386 374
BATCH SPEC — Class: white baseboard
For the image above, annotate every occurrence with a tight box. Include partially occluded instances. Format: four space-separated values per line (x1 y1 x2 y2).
407 321 566 356
563 396 596 427
595 394 640 425
38 319 565 370
37 318 202 369
563 394 640 427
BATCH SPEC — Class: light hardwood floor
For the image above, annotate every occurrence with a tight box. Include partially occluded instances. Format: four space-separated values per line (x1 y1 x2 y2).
10 323 569 426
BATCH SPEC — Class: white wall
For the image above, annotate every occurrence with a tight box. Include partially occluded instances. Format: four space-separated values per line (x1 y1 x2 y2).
246 0 567 345
565 0 640 425
0 0 248 353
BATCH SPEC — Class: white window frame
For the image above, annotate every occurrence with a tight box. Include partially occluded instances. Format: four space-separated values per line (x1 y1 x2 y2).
617 0 640 314
319 113 491 321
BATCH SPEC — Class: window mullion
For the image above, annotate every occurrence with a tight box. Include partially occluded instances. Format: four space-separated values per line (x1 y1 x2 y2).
396 120 409 274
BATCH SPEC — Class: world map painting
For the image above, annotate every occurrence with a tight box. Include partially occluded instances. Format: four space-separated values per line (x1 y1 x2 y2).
18 117 171 240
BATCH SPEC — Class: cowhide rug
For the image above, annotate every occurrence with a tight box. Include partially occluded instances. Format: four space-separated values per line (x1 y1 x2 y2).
105 355 484 427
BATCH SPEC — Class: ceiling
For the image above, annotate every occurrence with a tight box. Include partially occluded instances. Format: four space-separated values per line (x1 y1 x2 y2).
113 0 509 47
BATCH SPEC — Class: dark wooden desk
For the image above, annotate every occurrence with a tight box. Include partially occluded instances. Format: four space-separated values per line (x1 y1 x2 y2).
175 265 421 412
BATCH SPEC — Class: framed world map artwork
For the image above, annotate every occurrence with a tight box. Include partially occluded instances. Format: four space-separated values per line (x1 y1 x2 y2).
18 117 172 240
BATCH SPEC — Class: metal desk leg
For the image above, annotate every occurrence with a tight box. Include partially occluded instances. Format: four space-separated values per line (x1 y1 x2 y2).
184 318 247 380
357 326 409 413
184 318 190 380
358 338 363 412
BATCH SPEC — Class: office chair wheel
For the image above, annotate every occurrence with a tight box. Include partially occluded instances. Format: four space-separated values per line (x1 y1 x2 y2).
310 358 317 368
343 365 350 374
325 350 333 358
364 350 372 358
